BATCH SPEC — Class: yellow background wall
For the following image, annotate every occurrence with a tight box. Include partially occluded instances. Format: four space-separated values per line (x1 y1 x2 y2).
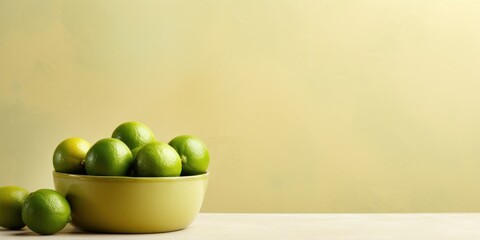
1 0 480 212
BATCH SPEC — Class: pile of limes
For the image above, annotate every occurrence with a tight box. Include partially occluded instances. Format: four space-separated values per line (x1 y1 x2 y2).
0 121 210 235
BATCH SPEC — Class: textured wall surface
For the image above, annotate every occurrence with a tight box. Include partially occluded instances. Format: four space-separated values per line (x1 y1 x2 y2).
1 0 480 212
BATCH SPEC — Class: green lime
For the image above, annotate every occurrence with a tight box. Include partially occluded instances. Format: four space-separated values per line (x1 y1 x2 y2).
169 135 210 176
85 138 133 176
21 189 70 235
131 145 143 160
133 142 182 177
53 137 91 174
112 121 156 149
0 186 29 230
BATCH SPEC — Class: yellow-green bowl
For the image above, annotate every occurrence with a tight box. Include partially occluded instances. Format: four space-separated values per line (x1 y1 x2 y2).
53 171 208 233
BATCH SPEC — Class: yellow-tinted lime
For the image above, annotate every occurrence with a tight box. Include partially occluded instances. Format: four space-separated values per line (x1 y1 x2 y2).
53 137 91 174
168 135 210 176
22 189 70 235
112 122 156 149
85 138 133 176
133 142 182 177
0 186 29 230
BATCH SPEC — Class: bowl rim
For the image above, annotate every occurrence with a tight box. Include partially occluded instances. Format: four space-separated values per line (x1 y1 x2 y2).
53 171 209 183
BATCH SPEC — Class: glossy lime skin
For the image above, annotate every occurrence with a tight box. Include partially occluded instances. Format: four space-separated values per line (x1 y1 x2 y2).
133 142 182 177
22 189 71 235
85 138 133 176
0 186 29 230
131 146 143 160
112 122 156 150
169 135 210 176
53 137 91 174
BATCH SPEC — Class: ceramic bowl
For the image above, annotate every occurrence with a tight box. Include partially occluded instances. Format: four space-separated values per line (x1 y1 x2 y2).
53 171 208 233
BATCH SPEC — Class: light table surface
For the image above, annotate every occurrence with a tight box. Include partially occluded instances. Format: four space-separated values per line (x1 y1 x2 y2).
1 213 480 239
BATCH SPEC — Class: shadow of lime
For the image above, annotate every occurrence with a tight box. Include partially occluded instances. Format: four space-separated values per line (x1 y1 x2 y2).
9 226 91 236
0 228 25 232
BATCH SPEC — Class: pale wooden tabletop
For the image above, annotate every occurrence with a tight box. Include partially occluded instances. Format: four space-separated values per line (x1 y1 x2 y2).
1 213 480 239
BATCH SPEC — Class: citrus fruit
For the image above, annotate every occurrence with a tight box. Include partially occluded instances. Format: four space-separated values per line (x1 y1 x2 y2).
133 142 182 177
0 186 29 230
112 121 156 149
85 138 133 176
131 145 143 159
21 189 70 235
168 135 210 176
53 137 91 174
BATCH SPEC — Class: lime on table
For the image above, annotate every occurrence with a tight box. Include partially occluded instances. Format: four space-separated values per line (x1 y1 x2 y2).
22 189 70 235
133 142 182 177
53 137 91 174
0 186 29 230
112 121 156 149
169 135 210 176
85 138 133 176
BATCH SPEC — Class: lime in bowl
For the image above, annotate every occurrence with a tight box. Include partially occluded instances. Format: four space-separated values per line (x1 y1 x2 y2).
53 171 209 233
